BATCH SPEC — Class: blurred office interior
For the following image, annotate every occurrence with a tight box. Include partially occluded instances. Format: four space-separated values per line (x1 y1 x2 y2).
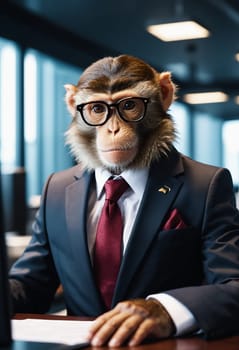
0 0 239 263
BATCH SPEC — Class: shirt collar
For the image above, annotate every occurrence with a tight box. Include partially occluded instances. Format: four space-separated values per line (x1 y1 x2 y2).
95 167 149 200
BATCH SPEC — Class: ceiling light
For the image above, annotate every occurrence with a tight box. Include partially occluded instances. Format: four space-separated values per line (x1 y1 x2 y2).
235 53 239 62
183 92 229 104
147 21 210 42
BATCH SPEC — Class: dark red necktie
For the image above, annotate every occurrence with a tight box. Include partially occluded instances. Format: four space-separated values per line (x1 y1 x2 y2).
94 178 129 309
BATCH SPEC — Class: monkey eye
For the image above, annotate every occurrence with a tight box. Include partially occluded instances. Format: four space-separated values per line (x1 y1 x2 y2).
122 99 136 111
91 103 107 114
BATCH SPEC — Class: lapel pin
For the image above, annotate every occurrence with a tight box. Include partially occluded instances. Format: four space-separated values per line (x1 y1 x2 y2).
158 185 171 194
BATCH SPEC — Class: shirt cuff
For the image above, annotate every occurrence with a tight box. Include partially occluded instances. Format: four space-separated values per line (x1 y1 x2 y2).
147 293 198 336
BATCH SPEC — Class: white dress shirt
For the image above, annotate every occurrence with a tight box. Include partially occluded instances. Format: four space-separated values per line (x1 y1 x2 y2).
87 167 197 336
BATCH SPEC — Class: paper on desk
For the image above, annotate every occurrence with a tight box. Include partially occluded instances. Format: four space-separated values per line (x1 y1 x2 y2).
12 318 93 346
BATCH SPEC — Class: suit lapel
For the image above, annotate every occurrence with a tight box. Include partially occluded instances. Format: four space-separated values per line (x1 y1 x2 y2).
113 151 184 303
65 170 103 312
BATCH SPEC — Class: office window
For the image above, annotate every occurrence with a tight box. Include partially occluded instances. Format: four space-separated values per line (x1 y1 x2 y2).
223 120 239 187
24 49 82 199
170 101 191 156
0 39 19 171
193 111 223 167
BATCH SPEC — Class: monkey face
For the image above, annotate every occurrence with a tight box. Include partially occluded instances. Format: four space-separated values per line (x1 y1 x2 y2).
65 55 177 174
71 90 144 173
92 92 140 171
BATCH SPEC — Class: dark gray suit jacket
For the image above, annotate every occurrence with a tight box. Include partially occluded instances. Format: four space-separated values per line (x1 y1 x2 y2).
9 148 239 339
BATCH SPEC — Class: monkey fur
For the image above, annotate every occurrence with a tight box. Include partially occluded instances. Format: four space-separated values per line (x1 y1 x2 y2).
65 55 177 174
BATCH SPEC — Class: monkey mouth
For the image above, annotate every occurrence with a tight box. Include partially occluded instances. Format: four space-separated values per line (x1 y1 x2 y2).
98 143 138 168
99 141 138 153
98 139 138 167
100 147 133 153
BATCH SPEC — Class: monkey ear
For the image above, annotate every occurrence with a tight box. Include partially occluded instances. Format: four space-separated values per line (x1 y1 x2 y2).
159 72 176 111
64 84 78 116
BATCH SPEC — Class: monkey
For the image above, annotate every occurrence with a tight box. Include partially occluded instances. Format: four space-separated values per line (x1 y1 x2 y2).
8 54 239 347
63 55 178 345
64 55 177 174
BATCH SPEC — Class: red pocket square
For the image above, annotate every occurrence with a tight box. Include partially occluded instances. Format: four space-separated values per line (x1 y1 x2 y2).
163 208 188 230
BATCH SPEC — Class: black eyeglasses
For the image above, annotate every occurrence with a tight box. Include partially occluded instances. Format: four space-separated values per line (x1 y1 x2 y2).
76 97 149 126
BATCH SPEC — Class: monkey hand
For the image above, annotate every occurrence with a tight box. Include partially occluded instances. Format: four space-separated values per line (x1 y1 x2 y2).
86 298 176 347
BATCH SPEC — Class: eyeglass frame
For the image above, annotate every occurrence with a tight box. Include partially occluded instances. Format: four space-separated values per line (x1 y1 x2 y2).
76 96 149 126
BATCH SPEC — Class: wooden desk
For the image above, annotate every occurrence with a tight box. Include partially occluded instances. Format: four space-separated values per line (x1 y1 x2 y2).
14 314 239 350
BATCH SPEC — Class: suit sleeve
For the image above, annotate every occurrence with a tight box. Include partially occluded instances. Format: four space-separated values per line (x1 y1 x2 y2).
9 174 60 314
166 167 239 339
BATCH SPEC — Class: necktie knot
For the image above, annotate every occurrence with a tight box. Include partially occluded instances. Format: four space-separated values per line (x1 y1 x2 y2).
104 178 129 202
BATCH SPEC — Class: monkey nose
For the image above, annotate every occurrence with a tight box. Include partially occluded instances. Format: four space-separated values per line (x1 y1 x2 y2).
107 115 120 134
